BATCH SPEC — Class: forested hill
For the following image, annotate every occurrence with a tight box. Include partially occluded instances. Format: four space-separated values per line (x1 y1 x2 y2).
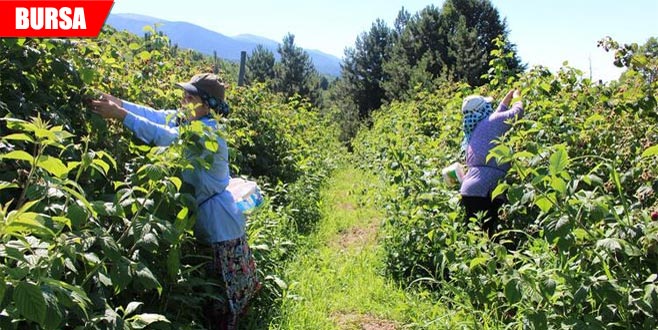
106 13 342 76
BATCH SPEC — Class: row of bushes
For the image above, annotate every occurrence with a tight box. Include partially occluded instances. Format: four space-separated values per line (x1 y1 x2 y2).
353 42 658 328
0 28 343 329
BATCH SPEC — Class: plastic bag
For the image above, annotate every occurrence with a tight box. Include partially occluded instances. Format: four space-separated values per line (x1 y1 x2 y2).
227 178 263 213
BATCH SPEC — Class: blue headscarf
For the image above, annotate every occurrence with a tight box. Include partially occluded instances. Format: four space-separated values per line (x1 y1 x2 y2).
461 97 494 153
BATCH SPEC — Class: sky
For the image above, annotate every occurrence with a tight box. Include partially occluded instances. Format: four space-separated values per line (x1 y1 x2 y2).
110 0 658 81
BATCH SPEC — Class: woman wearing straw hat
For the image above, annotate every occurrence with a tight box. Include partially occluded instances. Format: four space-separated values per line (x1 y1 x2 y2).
90 73 259 330
460 89 523 237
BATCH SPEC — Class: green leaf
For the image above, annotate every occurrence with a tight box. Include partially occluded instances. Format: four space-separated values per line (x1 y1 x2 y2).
128 43 141 50
551 177 567 195
623 241 643 257
66 202 88 229
43 290 63 330
487 144 512 164
110 259 133 292
2 133 34 143
491 183 508 200
4 246 27 263
52 216 72 229
167 247 180 280
124 302 143 317
549 146 569 176
41 278 91 313
92 158 111 175
597 238 622 251
175 207 191 232
137 163 165 181
513 151 534 159
469 257 488 270
34 127 57 142
584 114 605 126
0 277 6 307
204 140 219 152
4 118 36 132
137 51 151 61
573 228 589 240
83 252 101 265
554 216 570 231
5 212 55 238
37 155 69 178
168 176 182 191
504 278 522 304
642 145 658 158
17 199 41 213
14 281 46 325
265 275 287 290
541 278 556 298
534 196 553 213
0 181 19 191
60 185 95 217
540 82 552 93
98 271 112 287
129 313 169 329
134 263 162 294
96 151 117 171
78 68 95 84
1 150 34 163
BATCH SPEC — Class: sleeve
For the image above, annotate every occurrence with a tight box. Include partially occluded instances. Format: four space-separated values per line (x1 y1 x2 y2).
121 100 177 125
491 101 524 121
123 112 179 146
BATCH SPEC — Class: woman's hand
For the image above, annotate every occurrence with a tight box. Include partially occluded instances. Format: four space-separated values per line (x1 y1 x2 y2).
100 93 122 107
90 98 127 120
501 89 515 107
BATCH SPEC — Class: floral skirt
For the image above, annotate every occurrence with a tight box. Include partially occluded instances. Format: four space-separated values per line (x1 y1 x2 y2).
210 235 261 320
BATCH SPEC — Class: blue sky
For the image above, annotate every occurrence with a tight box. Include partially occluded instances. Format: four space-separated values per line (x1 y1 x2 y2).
110 0 657 81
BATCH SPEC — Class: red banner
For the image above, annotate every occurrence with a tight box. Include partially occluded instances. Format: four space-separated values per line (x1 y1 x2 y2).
0 0 114 37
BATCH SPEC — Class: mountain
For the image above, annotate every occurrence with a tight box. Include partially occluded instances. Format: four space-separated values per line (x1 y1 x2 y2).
106 14 342 76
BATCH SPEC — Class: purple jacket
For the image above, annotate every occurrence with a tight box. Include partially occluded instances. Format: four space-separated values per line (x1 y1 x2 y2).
460 101 523 197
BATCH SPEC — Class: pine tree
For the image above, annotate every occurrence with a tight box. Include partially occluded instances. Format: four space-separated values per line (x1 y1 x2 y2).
246 45 275 85
381 0 524 98
440 0 524 86
382 5 446 100
274 33 321 106
342 19 393 118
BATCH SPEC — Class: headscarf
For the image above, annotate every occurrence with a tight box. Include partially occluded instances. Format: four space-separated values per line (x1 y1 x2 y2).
461 96 494 153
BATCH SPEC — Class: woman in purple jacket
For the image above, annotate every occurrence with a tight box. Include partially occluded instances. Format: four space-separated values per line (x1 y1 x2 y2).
460 89 523 237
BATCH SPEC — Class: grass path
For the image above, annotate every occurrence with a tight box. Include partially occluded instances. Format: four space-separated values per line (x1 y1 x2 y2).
273 166 461 329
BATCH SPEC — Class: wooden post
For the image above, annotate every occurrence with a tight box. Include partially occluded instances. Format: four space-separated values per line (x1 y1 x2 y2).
213 51 218 74
238 51 247 86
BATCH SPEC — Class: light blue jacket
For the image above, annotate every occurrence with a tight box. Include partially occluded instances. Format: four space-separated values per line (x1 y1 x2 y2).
121 101 245 244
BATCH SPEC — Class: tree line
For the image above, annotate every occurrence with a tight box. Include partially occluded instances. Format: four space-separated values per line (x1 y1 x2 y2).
244 0 524 126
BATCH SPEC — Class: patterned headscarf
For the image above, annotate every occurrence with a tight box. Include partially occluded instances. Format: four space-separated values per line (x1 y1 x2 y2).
216 100 230 117
461 95 494 153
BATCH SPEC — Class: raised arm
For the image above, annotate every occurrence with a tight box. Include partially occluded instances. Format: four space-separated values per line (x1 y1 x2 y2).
123 113 179 146
90 98 179 146
121 101 177 125
492 89 524 120
497 89 516 111
100 93 176 125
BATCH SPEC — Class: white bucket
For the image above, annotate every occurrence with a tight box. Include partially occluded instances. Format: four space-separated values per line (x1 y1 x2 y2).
227 178 263 212
441 162 464 186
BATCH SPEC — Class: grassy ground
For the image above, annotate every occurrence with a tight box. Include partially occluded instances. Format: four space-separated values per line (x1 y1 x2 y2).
272 166 464 329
